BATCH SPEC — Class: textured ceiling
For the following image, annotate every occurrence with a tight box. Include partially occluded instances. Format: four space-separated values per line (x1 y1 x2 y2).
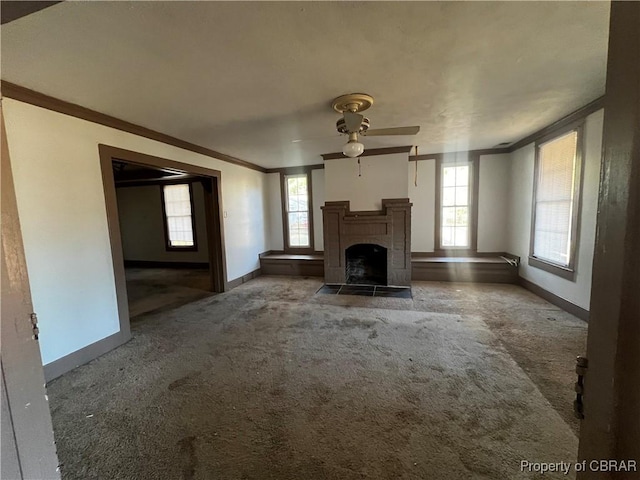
1 1 610 168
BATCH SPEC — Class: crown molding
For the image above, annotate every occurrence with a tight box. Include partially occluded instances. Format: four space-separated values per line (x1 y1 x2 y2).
507 95 605 152
1 81 267 173
265 164 325 174
410 147 510 161
321 145 413 161
2 79 604 172
409 95 605 161
1 1 62 25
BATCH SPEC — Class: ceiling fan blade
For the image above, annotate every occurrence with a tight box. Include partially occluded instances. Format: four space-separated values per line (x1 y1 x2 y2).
291 134 340 143
363 126 420 136
344 111 363 133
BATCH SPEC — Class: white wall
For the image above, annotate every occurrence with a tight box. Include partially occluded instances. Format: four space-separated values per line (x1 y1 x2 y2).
266 172 283 251
478 154 510 252
311 169 325 252
506 109 604 310
116 182 209 263
4 98 269 366
408 159 436 252
324 153 409 211
282 154 508 254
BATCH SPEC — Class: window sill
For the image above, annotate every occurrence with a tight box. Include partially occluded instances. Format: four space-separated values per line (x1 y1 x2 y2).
528 256 576 281
284 245 315 255
166 246 198 253
435 248 477 256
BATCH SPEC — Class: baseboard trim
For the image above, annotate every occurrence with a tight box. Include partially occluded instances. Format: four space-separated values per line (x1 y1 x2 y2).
123 260 209 269
227 268 261 290
43 330 131 382
519 276 589 322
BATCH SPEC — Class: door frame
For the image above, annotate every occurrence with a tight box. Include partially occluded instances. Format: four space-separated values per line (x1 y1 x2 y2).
1 108 60 479
577 1 640 475
98 144 228 332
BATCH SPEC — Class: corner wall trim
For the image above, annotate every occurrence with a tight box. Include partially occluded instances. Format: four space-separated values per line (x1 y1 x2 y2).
518 276 589 322
227 268 261 290
1 81 267 173
43 331 131 382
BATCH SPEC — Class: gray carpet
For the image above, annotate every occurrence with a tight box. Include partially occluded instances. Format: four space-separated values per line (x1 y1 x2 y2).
48 276 586 479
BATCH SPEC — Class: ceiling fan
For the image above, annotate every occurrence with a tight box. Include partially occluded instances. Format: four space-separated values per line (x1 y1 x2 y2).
331 93 420 157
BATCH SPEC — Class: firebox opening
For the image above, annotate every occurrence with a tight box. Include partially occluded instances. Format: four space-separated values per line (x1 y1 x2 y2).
345 244 387 286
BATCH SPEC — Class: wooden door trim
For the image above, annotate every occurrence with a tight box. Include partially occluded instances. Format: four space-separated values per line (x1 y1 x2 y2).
97 145 228 362
577 1 640 474
99 144 227 290
1 107 60 478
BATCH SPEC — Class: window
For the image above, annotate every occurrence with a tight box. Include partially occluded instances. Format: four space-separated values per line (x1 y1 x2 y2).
530 127 582 278
284 174 311 249
440 163 471 248
162 183 196 250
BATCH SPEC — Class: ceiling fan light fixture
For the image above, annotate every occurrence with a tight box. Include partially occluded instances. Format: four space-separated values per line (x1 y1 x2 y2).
342 139 364 158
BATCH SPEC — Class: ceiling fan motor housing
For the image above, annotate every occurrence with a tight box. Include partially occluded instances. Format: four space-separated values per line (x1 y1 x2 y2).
336 116 370 134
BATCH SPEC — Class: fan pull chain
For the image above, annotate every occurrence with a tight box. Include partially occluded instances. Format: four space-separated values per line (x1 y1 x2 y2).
414 146 419 186
358 158 362 177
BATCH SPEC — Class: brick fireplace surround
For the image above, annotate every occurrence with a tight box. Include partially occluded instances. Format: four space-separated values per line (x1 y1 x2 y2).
321 198 412 287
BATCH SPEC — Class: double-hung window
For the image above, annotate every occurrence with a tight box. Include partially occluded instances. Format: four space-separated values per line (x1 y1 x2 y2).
440 162 472 249
530 126 583 279
162 183 196 250
284 174 311 249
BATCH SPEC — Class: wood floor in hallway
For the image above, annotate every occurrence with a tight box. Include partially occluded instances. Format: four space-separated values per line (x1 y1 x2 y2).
125 267 214 318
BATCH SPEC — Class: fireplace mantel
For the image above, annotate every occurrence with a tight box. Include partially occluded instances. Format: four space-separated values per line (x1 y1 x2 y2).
321 198 412 286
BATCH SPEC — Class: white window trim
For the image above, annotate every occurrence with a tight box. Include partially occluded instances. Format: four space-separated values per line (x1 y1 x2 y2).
282 172 313 251
528 122 585 280
161 183 197 251
436 156 477 252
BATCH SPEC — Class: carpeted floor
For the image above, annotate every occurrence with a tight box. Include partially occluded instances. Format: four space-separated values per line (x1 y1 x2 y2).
47 276 587 480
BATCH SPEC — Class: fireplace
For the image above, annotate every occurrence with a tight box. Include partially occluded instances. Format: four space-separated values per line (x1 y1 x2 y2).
321 199 412 286
346 244 387 285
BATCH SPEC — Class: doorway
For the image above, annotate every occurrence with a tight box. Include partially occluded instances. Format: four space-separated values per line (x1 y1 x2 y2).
99 145 227 331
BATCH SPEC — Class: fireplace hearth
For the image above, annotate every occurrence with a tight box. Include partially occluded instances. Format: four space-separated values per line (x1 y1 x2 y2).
321 199 412 287
346 244 387 285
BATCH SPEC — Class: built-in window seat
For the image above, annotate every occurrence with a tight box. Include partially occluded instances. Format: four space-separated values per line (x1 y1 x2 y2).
258 252 324 277
411 255 519 283
259 252 519 284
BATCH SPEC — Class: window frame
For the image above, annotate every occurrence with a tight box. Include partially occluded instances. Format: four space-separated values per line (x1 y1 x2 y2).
160 181 198 252
434 153 479 254
528 120 585 280
280 170 314 253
